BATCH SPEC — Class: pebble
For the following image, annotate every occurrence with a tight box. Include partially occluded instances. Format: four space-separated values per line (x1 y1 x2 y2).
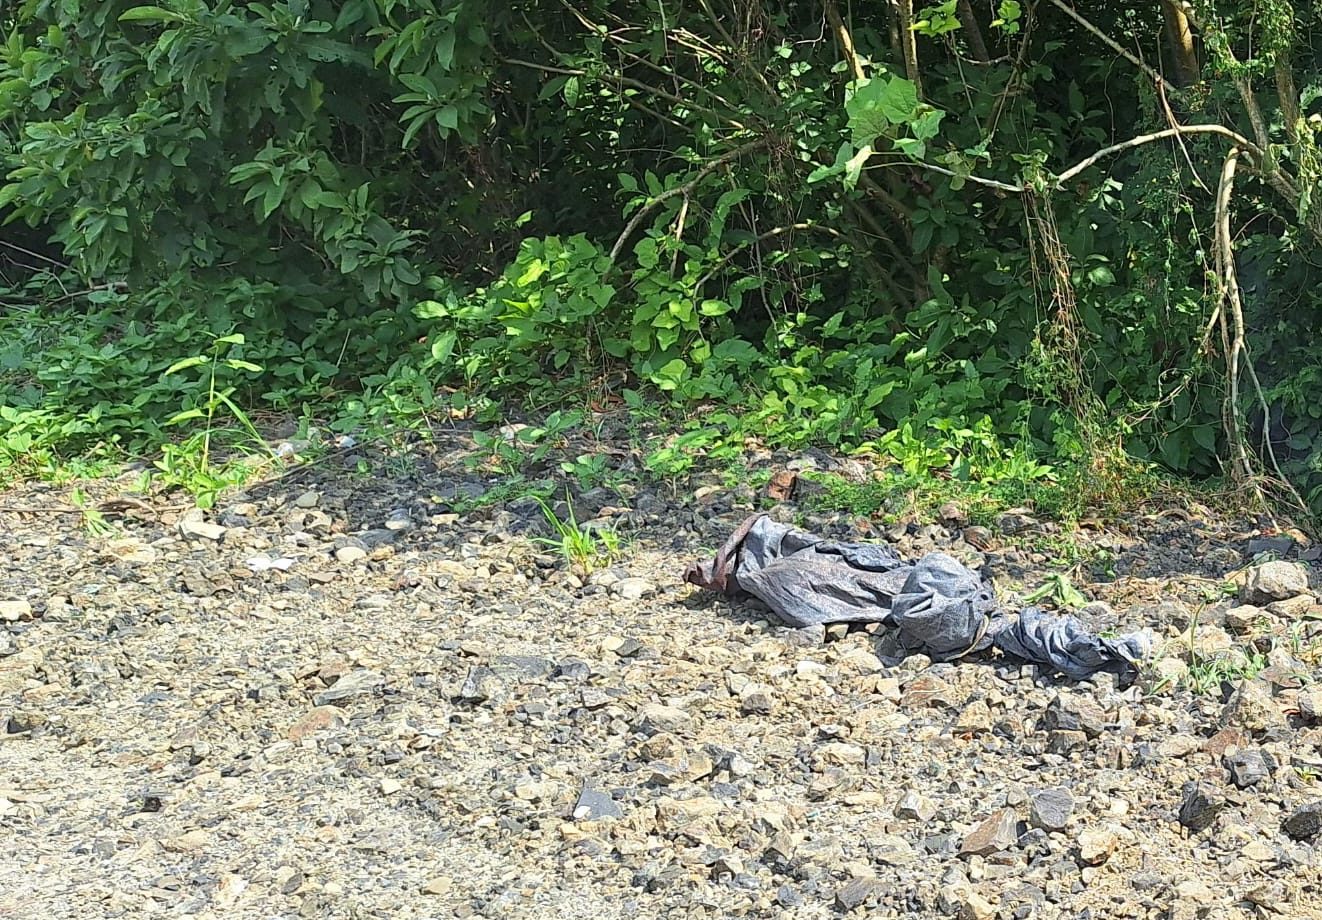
954 699 993 734
613 577 656 600
896 790 937 822
739 683 775 715
178 519 227 541
573 787 621 821
0 601 32 622
421 876 453 896
1029 787 1074 832
287 706 346 740
1177 781 1224 832
313 669 384 705
334 545 368 563
1076 827 1118 865
1225 748 1273 788
1282 802 1322 840
834 877 884 911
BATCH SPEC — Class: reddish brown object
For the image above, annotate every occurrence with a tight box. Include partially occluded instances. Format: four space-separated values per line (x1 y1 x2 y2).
766 470 797 502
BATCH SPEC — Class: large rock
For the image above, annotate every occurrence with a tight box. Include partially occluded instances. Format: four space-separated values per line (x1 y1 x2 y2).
1241 561 1310 605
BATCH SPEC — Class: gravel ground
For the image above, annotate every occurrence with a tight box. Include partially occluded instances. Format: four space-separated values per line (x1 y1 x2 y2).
3 429 1322 919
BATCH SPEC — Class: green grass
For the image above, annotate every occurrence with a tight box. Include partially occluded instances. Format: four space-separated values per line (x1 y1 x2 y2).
531 492 623 573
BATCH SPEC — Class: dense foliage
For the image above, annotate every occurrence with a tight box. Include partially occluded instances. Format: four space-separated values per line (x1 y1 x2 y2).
1 1 1320 506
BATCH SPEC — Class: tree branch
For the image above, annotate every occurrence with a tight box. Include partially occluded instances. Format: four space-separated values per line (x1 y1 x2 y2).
608 140 768 263
824 0 865 82
1053 124 1260 186
1047 0 1178 95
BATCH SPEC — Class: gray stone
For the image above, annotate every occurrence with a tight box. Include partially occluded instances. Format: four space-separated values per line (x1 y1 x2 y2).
1242 561 1310 604
313 669 384 705
456 666 502 704
1029 787 1074 832
1283 802 1322 840
572 786 621 821
1225 748 1274 788
739 683 775 715
834 877 884 911
1177 781 1224 832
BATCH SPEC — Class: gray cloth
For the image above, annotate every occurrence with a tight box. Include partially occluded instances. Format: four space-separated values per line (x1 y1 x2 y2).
685 514 1150 680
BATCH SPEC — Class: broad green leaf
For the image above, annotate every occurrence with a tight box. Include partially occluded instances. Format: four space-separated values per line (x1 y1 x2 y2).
430 330 457 363
165 408 207 425
216 333 245 345
118 6 185 23
164 355 208 375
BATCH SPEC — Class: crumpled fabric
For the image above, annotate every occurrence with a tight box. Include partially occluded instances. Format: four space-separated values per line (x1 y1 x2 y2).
685 514 1150 681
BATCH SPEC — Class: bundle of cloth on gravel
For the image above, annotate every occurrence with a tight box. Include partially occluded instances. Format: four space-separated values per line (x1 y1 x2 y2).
684 514 1151 681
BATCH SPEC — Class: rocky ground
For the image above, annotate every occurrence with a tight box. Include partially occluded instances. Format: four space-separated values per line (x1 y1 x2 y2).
2 427 1322 919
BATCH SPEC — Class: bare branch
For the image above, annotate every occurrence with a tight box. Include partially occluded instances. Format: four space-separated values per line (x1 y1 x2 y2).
608 140 767 263
1054 125 1260 186
1046 0 1178 95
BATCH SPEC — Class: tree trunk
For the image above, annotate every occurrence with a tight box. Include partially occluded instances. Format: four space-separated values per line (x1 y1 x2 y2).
1161 0 1199 86
956 0 989 63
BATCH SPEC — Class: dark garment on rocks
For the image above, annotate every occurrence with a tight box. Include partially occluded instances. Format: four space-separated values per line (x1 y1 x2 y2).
685 515 1149 681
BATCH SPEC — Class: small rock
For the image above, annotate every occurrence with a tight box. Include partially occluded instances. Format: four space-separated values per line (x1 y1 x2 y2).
1222 679 1286 733
1224 605 1268 634
962 526 993 550
636 703 692 732
960 809 1019 857
1267 594 1314 618
573 787 621 821
1077 827 1117 865
834 877 884 911
1242 561 1310 604
938 502 966 523
954 699 993 734
287 706 346 740
1226 748 1274 788
294 491 321 508
457 667 502 704
0 601 32 622
162 830 209 853
896 790 937 823
178 519 227 541
1282 802 1322 841
1029 787 1074 832
313 669 384 705
334 545 368 564
380 778 402 795
613 578 656 601
1177 781 1224 832
421 876 453 896
1043 695 1108 738
739 683 775 715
